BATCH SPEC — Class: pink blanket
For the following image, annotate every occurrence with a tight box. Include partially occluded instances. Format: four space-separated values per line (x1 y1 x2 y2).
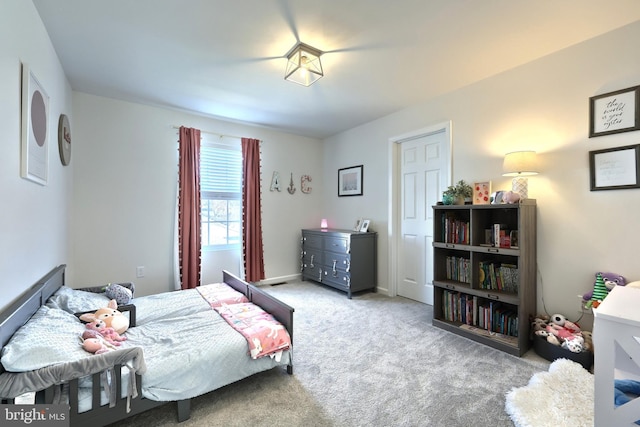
196 282 249 307
214 303 291 360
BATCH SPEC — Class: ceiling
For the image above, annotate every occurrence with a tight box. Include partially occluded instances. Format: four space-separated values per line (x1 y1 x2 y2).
33 0 640 139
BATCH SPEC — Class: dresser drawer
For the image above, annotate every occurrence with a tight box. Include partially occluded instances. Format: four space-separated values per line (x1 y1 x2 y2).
302 248 323 267
302 233 323 249
322 269 350 289
325 236 349 254
323 252 350 272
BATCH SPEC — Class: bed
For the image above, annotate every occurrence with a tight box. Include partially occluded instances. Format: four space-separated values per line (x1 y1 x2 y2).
0 264 294 425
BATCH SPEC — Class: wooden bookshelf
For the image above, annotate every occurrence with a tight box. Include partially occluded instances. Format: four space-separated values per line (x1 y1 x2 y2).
432 200 537 356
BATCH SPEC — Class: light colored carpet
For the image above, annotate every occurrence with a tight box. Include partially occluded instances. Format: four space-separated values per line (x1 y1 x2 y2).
505 358 594 427
111 281 551 427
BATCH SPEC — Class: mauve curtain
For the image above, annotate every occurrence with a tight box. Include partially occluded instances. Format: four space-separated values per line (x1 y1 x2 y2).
177 126 201 289
241 138 265 283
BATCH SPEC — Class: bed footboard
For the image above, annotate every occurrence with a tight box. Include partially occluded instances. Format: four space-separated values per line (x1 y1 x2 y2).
61 364 189 426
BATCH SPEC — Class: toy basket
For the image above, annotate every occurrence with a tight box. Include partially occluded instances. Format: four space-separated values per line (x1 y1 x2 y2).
533 335 594 370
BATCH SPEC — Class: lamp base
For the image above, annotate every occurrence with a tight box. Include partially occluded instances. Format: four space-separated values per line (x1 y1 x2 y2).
512 177 528 199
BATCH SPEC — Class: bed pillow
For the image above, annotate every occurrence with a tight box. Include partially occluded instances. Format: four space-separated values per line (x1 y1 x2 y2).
1 305 90 372
46 286 111 313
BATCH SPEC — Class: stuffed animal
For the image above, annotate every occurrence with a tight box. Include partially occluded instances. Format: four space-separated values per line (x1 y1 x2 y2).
104 283 133 305
582 330 594 353
79 300 129 334
85 319 127 346
502 191 520 204
81 337 112 355
583 272 626 308
549 313 581 334
561 335 585 353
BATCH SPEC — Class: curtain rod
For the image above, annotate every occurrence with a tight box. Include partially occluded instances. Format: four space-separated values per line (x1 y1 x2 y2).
171 125 243 140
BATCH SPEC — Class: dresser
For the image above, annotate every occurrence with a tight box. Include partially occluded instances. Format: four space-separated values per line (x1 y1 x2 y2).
300 228 377 298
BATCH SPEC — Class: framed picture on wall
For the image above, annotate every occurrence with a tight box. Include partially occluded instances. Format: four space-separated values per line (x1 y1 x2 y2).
338 165 363 196
589 144 640 191
21 63 50 185
589 85 640 138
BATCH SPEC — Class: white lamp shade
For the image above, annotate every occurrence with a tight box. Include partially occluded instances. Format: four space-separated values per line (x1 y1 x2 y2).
502 151 538 176
285 42 323 86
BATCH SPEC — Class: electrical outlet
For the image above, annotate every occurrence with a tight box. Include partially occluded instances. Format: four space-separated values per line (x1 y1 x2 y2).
136 266 145 278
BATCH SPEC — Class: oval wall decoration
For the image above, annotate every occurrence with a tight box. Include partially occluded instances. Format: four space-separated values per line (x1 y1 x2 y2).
58 114 71 165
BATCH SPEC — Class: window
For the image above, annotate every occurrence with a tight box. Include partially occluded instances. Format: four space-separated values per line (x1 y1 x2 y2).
200 137 242 250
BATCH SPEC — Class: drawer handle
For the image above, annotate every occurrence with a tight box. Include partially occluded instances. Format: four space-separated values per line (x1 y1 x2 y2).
487 248 499 253
445 243 456 248
345 259 350 273
310 254 315 268
332 260 338 277
487 294 499 300
318 269 323 282
445 284 455 290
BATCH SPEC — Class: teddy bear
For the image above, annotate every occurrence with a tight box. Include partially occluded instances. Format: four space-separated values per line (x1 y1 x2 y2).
583 272 626 308
85 319 127 346
79 299 130 334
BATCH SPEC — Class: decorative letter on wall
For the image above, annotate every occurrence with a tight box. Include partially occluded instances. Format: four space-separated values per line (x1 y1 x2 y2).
270 171 281 191
301 175 312 193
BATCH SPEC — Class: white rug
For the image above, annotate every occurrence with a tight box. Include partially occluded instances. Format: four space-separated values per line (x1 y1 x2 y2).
505 358 594 427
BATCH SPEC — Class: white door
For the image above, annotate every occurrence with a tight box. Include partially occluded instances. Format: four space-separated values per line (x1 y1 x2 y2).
396 127 450 304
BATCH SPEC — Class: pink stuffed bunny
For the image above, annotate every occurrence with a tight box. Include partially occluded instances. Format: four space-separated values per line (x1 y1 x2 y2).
85 319 127 346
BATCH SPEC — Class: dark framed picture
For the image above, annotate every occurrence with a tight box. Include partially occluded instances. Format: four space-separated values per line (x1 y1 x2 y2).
589 85 640 138
589 144 640 191
338 165 363 196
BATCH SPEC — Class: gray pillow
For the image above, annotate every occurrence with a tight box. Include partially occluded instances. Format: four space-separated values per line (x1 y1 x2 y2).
46 286 111 313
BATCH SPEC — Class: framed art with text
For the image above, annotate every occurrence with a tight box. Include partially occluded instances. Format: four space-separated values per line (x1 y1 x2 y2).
589 144 640 191
21 63 50 185
589 85 640 138
338 165 363 196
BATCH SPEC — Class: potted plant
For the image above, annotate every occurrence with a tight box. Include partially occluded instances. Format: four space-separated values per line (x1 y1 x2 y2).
442 180 473 205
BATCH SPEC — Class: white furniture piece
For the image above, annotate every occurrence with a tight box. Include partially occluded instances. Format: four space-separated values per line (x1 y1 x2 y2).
593 285 640 426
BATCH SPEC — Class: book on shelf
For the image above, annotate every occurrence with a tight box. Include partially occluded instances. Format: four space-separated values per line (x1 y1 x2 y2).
478 261 519 293
441 289 518 340
442 213 469 244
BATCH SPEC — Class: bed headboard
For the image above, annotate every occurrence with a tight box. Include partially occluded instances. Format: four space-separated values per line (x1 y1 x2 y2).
0 264 66 373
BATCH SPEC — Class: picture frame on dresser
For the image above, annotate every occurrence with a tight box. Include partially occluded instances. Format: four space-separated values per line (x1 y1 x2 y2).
338 165 363 196
360 219 370 232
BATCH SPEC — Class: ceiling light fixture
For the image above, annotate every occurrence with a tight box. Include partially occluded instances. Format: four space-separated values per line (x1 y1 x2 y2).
284 42 323 87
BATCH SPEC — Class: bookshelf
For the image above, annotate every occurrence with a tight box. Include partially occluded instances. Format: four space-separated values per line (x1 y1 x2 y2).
432 200 537 356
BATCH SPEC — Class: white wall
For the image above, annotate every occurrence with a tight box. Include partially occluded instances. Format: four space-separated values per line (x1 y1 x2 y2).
0 1 73 312
70 93 323 296
323 21 640 329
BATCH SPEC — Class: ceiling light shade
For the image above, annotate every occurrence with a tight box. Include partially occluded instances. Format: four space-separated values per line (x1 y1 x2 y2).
502 151 538 176
285 42 323 86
